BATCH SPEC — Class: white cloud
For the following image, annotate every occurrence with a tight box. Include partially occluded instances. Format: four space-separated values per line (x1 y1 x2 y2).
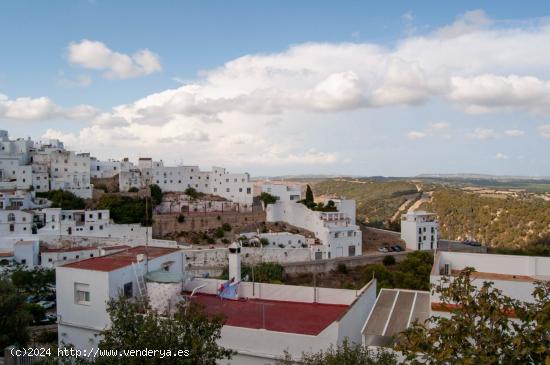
0 94 98 121
539 124 550 138
495 152 508 160
504 129 525 137
407 131 426 140
68 39 161 79
467 128 498 140
435 10 492 39
57 74 92 88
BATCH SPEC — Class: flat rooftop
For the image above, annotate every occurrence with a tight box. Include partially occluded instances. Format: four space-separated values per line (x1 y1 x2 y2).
62 246 180 272
42 246 96 253
363 289 430 347
190 294 349 335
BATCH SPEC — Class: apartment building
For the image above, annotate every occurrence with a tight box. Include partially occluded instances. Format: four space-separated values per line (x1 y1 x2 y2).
263 183 362 259
400 211 438 251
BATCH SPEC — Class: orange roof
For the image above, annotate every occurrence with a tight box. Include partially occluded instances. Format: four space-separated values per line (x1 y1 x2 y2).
0 252 14 257
62 246 180 272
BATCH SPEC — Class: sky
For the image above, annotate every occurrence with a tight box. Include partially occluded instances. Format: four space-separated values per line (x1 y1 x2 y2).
0 1 549 177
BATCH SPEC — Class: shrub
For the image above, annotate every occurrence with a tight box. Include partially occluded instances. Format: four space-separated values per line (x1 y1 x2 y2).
337 263 348 274
214 227 225 238
36 190 86 209
128 187 139 193
259 238 270 247
149 184 163 206
260 192 278 206
383 255 396 266
221 223 232 232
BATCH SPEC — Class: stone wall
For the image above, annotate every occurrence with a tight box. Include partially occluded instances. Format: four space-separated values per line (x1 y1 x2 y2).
153 210 266 236
281 251 415 275
184 247 312 268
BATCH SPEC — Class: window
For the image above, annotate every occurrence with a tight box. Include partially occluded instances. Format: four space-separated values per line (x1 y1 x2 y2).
246 187 251 194
418 228 422 234
21 259 26 264
75 255 80 259
9 224 15 232
7 213 15 222
74 283 91 304
239 188 243 192
98 212 102 220
123 282 133 298
90 254 94 257
63 256 67 260
89 225 94 231
99 225 103 230
226 188 230 192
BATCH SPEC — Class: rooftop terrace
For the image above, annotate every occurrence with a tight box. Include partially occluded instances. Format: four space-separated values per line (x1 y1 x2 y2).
190 293 349 335
62 246 180 272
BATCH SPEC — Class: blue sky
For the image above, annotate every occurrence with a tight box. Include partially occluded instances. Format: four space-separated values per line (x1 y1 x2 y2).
1 1 549 176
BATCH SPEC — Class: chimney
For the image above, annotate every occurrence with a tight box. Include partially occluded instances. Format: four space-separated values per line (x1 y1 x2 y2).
228 242 241 283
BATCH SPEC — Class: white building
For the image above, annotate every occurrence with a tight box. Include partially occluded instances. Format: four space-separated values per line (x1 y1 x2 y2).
37 208 152 245
261 183 301 202
0 190 48 210
400 211 438 251
0 210 34 235
90 158 121 179
119 160 253 205
56 246 185 351
48 151 92 198
56 243 377 364
431 251 550 316
264 184 362 259
0 238 40 267
241 232 308 249
41 245 130 268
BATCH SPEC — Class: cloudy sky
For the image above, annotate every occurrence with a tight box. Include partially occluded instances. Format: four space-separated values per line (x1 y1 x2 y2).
1 1 549 177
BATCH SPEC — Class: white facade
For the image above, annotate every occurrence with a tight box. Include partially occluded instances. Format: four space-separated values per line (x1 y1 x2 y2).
431 252 550 311
41 247 100 268
183 277 377 364
261 183 301 202
0 237 40 267
0 190 48 210
90 158 121 179
119 160 253 205
0 210 34 235
37 208 152 244
241 232 308 249
56 246 185 351
49 151 92 198
401 211 438 251
265 196 362 259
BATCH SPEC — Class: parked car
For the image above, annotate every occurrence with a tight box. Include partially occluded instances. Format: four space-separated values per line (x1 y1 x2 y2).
25 295 40 304
377 247 389 253
391 245 402 252
39 313 57 325
36 301 55 310
468 241 482 247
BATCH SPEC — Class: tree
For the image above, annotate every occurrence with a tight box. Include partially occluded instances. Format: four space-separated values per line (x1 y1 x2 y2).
94 296 232 364
276 338 397 365
149 184 163 206
184 187 205 200
260 192 278 206
382 255 396 266
36 190 86 209
0 279 31 349
97 195 151 225
305 184 315 208
395 268 550 364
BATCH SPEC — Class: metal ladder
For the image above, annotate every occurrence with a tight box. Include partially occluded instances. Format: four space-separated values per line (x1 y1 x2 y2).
132 262 147 298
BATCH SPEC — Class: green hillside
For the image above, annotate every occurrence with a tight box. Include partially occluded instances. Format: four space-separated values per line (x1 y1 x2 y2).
312 178 419 227
421 188 550 248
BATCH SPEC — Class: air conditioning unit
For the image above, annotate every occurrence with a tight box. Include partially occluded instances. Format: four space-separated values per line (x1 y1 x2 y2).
443 263 452 276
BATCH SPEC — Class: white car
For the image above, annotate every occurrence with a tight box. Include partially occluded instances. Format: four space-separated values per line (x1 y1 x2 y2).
36 300 55 310
377 247 389 253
